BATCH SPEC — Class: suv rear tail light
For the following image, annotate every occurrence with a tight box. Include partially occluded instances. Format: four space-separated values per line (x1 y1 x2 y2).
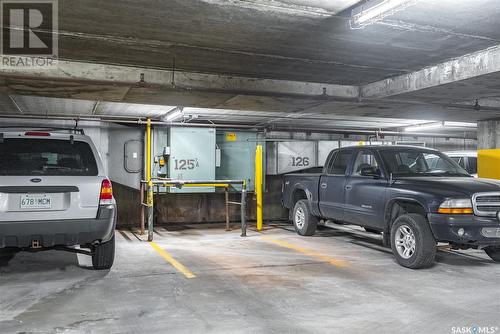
25 131 50 136
100 179 113 205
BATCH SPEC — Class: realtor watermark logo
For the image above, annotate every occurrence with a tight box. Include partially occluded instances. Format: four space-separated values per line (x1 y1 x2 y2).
451 325 499 334
0 0 58 68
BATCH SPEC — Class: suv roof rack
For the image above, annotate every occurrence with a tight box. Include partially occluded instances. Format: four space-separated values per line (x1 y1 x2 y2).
0 126 85 135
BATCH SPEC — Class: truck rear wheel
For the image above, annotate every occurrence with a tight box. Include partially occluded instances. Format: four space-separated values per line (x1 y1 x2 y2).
92 235 115 270
390 214 436 269
484 247 500 262
293 200 318 236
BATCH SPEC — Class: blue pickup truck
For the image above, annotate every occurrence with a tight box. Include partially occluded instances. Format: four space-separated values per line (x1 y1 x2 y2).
282 145 500 269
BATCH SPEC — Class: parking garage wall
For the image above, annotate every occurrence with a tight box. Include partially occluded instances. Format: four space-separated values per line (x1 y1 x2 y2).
114 130 477 228
265 131 477 152
0 119 477 228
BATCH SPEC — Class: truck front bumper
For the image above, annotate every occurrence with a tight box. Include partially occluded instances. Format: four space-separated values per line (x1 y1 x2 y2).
0 205 116 249
428 213 500 247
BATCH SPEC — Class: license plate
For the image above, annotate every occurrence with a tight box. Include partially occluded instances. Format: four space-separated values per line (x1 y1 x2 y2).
20 194 52 209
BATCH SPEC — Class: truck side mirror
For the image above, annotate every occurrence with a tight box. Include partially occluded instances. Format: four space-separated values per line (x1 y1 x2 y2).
360 166 381 178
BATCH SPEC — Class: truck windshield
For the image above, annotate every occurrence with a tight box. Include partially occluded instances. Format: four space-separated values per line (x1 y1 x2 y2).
380 149 470 177
0 138 98 176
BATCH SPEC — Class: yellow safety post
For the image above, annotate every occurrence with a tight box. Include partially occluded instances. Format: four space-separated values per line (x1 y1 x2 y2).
255 145 263 231
146 119 152 183
478 149 500 179
146 119 154 242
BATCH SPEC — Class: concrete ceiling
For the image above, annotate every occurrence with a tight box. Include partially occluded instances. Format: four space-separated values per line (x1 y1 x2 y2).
55 0 500 84
1 0 500 134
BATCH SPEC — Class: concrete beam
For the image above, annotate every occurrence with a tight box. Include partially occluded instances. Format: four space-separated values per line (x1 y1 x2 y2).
361 44 500 98
0 60 360 99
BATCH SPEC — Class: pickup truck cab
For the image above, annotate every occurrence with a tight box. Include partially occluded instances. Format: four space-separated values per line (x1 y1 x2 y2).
282 145 500 269
0 129 116 270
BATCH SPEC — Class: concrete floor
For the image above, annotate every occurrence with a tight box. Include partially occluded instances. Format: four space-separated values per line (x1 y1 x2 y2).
0 223 499 334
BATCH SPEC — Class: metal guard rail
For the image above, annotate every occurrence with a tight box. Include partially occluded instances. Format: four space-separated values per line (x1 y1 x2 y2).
140 179 247 241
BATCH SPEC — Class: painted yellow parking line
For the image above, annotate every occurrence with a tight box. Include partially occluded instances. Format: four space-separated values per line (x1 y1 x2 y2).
262 236 348 268
149 242 196 279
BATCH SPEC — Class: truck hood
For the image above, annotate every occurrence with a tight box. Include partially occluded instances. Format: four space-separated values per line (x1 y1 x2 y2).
394 177 500 197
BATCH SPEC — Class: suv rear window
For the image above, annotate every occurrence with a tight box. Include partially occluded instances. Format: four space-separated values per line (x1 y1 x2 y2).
0 138 98 176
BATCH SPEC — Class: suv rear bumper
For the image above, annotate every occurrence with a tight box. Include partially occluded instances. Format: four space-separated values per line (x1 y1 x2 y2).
428 213 500 247
0 205 116 248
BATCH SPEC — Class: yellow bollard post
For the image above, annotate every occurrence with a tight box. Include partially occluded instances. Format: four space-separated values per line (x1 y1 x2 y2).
146 119 152 183
146 119 154 241
255 145 263 231
478 149 500 179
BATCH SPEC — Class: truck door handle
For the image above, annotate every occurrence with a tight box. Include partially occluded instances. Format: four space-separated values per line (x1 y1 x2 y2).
345 185 352 191
321 183 327 189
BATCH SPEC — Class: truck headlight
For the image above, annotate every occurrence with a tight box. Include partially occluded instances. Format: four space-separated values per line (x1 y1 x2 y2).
437 198 473 214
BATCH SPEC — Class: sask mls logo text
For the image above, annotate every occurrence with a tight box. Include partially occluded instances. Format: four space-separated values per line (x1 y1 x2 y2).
452 325 499 334
0 0 58 68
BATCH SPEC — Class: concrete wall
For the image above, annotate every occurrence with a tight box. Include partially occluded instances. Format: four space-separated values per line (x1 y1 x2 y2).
266 131 477 151
478 120 500 149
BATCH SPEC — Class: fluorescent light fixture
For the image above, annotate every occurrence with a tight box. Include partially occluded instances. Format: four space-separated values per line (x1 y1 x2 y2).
404 121 477 132
163 107 184 122
443 121 477 128
404 122 444 132
350 0 418 29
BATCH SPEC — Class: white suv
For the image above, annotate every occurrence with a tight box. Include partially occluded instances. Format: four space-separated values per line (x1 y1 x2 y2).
0 129 116 270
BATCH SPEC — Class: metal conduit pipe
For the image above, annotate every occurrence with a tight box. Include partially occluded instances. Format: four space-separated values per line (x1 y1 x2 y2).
0 114 476 139
0 114 261 129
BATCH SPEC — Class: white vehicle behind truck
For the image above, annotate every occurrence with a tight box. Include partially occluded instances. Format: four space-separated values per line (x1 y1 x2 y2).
444 151 478 177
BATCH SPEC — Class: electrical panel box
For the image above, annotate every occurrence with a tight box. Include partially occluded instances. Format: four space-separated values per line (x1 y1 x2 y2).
124 140 143 173
168 127 216 193
267 141 317 175
216 131 261 191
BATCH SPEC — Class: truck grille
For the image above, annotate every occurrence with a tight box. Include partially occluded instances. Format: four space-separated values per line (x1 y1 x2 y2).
472 192 500 217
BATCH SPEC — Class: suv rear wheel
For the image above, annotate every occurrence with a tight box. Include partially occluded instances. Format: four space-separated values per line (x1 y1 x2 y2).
293 200 318 236
390 214 436 269
92 235 115 270
484 247 500 262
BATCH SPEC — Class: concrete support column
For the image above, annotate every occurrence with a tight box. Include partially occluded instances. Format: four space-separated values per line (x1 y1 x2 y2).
478 120 500 149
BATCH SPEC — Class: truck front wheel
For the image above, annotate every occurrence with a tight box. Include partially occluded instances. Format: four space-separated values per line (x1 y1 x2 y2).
484 247 500 262
390 214 436 269
293 200 318 236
